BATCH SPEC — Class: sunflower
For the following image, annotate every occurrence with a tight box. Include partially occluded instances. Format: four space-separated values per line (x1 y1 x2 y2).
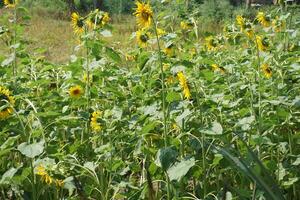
257 12 271 27
236 15 245 30
256 36 269 52
261 63 272 79
101 12 110 25
163 44 175 57
205 36 218 51
55 179 64 187
136 29 150 47
91 111 102 132
69 85 83 98
177 71 191 99
4 0 18 8
180 21 193 30
36 165 53 185
156 28 166 37
211 64 225 74
71 12 85 35
134 1 153 28
272 16 285 33
0 86 15 120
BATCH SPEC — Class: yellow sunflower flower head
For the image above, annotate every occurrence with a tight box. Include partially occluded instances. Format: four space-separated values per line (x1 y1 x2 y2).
272 16 285 33
256 35 269 52
0 86 15 120
156 28 166 37
101 12 110 25
71 12 85 35
4 0 18 8
55 179 64 187
205 36 218 51
257 12 271 27
134 1 153 28
177 71 191 99
69 85 83 98
163 43 175 57
91 111 102 132
35 165 53 185
211 64 226 74
180 20 193 30
261 63 272 79
236 15 245 30
136 29 150 48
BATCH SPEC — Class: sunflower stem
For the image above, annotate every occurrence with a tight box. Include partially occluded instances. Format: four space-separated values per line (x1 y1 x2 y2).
13 2 17 81
152 16 170 200
152 17 167 148
254 34 262 136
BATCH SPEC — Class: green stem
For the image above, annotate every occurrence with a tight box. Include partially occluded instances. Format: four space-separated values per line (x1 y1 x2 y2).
30 159 36 200
13 4 17 80
254 35 262 135
83 31 91 143
152 17 167 148
152 16 170 199
202 131 206 198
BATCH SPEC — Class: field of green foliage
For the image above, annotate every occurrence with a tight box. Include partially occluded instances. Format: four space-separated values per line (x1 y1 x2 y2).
0 0 300 199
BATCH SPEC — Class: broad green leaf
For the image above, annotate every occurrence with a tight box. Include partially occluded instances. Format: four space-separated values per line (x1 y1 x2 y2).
17 140 44 158
106 47 121 63
0 167 19 185
167 158 195 181
155 147 178 171
166 91 181 103
282 178 299 188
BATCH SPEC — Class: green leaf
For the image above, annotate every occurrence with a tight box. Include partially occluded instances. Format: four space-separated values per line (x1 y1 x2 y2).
17 140 44 158
0 135 20 151
203 121 223 135
282 178 299 188
106 47 121 63
166 91 181 103
211 153 223 167
0 167 19 185
155 147 178 171
100 29 112 37
292 157 300 166
1 54 14 66
167 158 195 181
141 121 159 134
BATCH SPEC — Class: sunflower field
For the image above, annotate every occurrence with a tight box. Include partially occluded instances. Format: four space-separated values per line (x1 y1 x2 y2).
0 0 300 199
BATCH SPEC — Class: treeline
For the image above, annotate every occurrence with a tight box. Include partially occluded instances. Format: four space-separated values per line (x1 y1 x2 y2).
1 0 299 14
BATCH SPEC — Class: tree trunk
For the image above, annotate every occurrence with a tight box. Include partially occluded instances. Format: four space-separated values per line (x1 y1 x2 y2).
246 0 252 8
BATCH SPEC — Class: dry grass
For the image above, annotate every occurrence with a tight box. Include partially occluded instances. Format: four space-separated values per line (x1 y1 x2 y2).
24 14 77 63
0 9 136 64
24 14 136 63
